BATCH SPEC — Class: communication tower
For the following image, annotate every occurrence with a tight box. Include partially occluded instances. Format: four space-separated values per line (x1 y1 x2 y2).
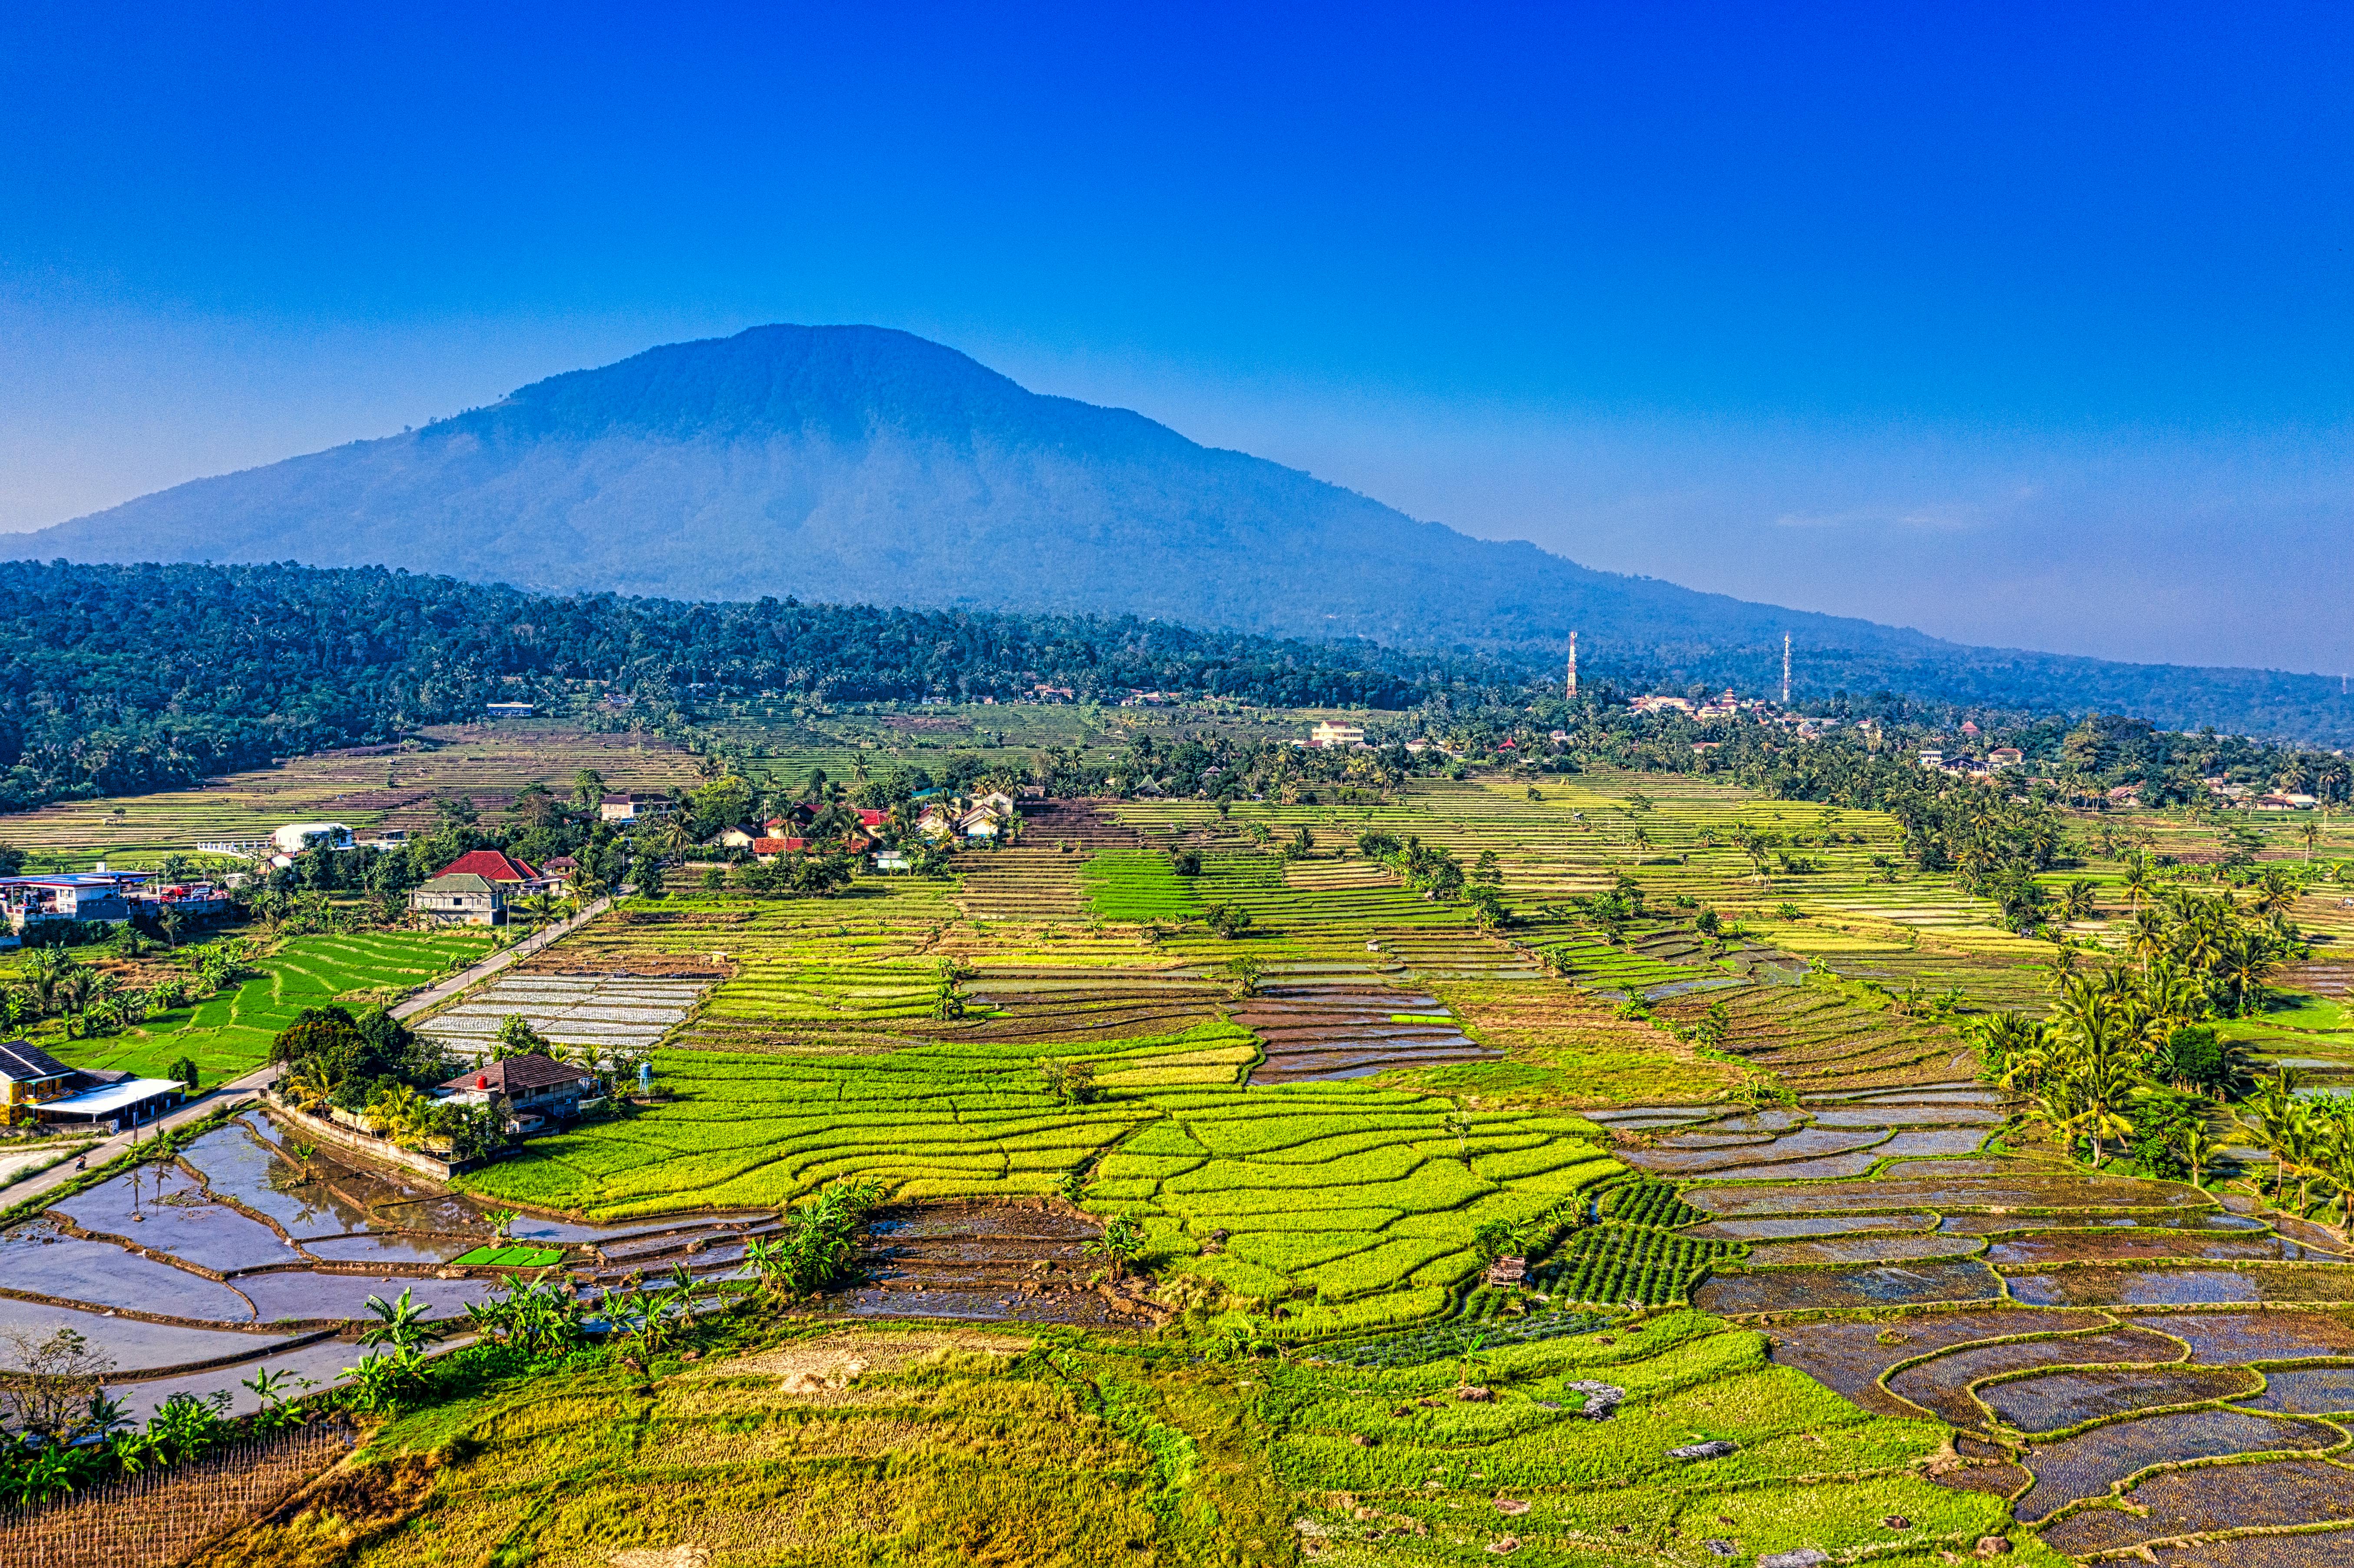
1782 633 1791 706
1567 631 1578 699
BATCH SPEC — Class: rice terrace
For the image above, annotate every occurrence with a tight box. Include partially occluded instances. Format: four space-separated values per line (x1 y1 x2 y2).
0 682 2348 1568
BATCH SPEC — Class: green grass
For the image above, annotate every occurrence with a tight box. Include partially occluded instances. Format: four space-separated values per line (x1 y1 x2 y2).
452 1244 566 1268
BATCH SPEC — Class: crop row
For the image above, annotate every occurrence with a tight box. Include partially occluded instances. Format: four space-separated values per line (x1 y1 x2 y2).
1537 1222 1740 1308
1599 1178 1706 1230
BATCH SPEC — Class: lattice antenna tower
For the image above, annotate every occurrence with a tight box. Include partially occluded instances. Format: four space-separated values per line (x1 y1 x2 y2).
1567 631 1578 699
1782 633 1791 706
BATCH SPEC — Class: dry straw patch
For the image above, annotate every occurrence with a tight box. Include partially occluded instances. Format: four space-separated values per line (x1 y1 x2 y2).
676 1327 1032 1396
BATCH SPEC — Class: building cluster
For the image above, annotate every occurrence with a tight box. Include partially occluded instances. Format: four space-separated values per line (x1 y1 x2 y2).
195 820 408 868
2204 780 2321 812
1915 746 2027 781
0 870 233 943
1627 691 1840 743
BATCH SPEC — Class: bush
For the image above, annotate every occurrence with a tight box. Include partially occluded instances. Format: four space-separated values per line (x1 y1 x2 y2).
1038 1057 1101 1105
1201 903 1253 939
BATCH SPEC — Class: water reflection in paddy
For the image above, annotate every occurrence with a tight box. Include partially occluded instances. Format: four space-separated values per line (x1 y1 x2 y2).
303 1232 475 1266
178 1119 371 1238
0 1297 291 1371
238 1270 498 1325
0 1223 255 1320
53 1162 290 1273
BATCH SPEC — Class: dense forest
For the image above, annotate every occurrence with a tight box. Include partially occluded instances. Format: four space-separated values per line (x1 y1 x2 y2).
0 560 1512 811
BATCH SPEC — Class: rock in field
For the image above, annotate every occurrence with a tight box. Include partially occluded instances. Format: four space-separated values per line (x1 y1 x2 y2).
1758 1551 1829 1568
1666 1440 1739 1460
1564 1379 1624 1419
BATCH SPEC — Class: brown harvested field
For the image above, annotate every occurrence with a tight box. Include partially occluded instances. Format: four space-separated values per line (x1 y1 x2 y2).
1401 975 1745 1106
0 721 701 867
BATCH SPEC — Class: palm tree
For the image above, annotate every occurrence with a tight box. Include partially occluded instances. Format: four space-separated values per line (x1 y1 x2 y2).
2049 993 2143 1168
2058 880 2099 923
2121 855 2152 913
2179 1116 2212 1191
2321 1109 2354 1242
282 1056 342 1110
2215 930 2279 1018
571 769 607 813
2244 1070 2302 1202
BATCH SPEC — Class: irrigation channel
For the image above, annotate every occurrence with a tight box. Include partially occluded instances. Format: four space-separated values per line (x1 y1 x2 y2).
1587 1045 2354 1557
9 980 2354 1554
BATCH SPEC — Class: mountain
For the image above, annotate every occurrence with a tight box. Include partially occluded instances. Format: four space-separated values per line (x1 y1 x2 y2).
16 324 2353 743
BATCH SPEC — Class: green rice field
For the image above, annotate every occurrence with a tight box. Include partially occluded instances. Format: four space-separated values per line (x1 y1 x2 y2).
41 928 496 1084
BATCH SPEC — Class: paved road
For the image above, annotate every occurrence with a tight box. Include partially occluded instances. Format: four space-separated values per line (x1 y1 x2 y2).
1 1076 271 1209
390 897 612 1020
3 900 613 1212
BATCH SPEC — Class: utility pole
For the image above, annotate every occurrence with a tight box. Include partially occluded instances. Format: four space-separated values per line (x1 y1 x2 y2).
1567 631 1578 700
1782 634 1791 707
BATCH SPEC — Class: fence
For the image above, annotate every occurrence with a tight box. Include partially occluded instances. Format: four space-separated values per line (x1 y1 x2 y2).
0 1420 354 1567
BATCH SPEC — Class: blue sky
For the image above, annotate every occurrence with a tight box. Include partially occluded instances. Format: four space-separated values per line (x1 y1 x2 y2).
3 2 2348 671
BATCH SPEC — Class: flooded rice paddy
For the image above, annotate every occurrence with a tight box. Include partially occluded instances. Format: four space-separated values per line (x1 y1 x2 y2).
1581 1067 2354 1553
0 1111 769 1413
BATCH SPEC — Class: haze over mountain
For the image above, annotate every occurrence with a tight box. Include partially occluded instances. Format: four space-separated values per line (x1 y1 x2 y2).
18 325 2352 743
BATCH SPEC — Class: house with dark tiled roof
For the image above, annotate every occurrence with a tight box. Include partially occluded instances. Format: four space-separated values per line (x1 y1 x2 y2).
436 1052 598 1131
1 1039 79 1115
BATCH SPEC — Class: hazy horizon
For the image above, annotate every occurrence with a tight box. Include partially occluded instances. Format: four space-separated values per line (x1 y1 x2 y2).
4 3 2347 675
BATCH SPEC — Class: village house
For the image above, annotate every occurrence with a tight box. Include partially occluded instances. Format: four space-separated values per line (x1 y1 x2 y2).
4 1040 188 1131
483 701 535 718
435 1053 598 1134
1 872 143 932
0 1040 77 1118
599 793 639 822
409 872 504 925
408 849 544 926
1309 720 1365 748
1988 747 2025 769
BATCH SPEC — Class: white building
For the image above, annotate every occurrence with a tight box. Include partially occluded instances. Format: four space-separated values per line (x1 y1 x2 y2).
272 822 353 855
1309 720 1365 747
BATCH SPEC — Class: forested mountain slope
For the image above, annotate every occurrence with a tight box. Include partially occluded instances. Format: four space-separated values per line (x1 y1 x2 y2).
16 325 2352 742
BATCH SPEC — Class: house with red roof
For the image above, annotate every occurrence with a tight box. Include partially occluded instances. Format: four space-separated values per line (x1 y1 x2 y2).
408 850 547 927
434 849 541 884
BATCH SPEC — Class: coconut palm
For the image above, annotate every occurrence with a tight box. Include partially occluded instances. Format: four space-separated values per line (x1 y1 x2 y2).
2058 879 2099 923
2120 855 2152 912
2214 930 2279 1018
